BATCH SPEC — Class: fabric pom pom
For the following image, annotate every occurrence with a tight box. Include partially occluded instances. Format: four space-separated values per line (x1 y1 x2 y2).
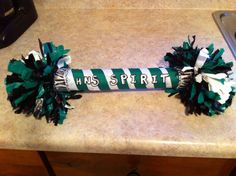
5 40 81 125
165 36 236 116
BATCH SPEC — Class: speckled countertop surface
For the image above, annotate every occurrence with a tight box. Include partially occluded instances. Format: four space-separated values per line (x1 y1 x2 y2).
0 1 236 158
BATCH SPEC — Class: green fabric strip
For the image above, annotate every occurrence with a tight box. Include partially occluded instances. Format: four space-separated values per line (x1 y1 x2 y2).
111 69 130 90
148 68 165 89
91 69 110 90
72 69 89 91
8 60 33 80
6 81 37 94
13 90 34 107
129 68 147 89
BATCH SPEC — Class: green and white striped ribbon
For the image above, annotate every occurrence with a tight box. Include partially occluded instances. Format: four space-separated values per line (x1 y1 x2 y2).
55 67 179 92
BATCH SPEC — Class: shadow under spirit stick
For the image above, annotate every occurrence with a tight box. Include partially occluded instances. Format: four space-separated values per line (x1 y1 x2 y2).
5 36 236 125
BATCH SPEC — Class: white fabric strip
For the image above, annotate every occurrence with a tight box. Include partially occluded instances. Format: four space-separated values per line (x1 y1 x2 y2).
140 68 154 89
26 50 42 61
57 55 72 68
102 69 119 90
194 48 209 73
82 69 100 91
159 67 172 88
123 68 136 89
66 69 78 91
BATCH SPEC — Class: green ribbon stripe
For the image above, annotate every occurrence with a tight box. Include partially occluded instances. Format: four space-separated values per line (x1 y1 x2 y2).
71 68 179 91
166 68 179 88
111 69 130 90
71 69 89 91
148 68 165 88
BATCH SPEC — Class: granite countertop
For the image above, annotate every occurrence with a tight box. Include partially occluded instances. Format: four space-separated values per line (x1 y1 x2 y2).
0 1 236 158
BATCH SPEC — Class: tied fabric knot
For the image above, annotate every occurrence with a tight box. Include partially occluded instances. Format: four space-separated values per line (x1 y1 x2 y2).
182 48 236 104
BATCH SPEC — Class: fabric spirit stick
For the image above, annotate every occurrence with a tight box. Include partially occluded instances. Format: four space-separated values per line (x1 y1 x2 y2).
5 36 236 125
